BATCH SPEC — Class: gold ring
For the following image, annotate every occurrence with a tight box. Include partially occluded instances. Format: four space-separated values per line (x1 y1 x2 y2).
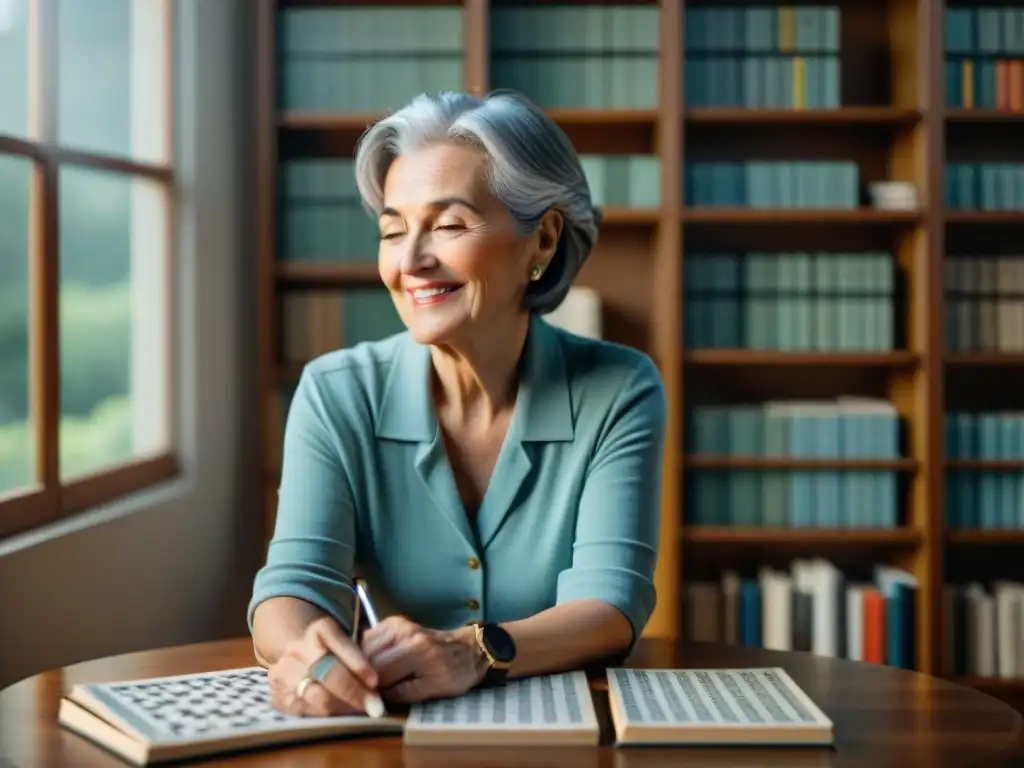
295 674 315 700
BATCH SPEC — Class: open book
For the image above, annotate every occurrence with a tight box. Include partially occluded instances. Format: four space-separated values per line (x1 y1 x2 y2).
606 668 833 747
57 666 599 765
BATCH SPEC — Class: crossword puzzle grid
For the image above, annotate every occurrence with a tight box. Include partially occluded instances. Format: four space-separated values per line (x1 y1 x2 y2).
104 668 293 740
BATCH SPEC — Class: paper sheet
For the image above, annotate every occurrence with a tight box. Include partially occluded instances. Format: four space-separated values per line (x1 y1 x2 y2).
607 668 831 727
407 670 597 730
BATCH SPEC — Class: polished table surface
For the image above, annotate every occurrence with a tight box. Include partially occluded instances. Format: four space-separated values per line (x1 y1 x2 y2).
0 637 1020 767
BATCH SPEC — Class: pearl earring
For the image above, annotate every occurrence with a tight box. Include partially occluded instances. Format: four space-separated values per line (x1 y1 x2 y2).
530 265 543 281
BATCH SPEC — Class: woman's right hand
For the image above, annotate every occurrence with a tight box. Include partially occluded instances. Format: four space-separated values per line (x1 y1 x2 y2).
267 616 384 718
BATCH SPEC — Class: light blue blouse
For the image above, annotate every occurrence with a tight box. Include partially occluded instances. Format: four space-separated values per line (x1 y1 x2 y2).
248 314 667 643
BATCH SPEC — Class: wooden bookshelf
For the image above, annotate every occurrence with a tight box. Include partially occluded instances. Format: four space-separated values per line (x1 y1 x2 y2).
253 0 1024 701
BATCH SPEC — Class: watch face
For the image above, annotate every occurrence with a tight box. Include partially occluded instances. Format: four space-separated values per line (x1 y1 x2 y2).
483 624 516 662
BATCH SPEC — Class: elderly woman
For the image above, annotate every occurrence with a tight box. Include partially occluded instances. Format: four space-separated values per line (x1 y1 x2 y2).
249 90 667 719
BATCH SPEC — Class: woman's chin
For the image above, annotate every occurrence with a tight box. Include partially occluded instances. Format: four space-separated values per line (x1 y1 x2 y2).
407 319 463 347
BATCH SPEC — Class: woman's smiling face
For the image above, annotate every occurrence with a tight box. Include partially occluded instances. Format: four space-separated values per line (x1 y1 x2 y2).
376 142 540 347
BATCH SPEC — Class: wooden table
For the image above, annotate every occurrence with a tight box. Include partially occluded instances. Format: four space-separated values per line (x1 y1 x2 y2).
1 637 1020 767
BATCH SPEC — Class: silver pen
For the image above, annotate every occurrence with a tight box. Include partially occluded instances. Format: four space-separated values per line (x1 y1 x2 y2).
310 578 386 718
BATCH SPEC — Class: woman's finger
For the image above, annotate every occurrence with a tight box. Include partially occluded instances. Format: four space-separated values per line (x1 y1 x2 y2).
361 615 414 659
372 636 432 689
310 618 379 689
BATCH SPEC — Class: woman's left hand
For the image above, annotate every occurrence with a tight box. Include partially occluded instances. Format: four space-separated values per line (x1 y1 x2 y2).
361 616 488 704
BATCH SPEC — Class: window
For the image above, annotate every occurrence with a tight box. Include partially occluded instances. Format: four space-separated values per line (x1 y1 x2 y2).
0 0 176 538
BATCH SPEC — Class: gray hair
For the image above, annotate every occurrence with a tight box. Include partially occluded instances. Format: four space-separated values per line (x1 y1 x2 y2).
353 90 602 314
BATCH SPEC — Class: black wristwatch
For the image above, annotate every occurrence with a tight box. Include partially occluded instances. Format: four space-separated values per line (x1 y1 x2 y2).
471 622 516 687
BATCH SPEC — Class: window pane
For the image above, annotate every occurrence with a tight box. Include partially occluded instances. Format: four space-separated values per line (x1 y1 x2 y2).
59 165 169 481
0 154 34 495
0 0 29 138
57 0 169 164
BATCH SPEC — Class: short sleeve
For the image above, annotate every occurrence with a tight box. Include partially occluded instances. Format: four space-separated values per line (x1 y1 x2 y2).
555 358 668 644
246 369 357 634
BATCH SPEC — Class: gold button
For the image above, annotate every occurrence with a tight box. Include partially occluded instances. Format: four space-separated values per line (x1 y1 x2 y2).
467 557 480 569
467 598 480 610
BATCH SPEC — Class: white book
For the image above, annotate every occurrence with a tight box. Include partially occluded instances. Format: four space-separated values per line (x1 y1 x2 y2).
606 668 833 747
403 670 599 746
58 667 404 766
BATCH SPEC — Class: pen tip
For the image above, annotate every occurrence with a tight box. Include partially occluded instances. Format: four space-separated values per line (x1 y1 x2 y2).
364 693 386 719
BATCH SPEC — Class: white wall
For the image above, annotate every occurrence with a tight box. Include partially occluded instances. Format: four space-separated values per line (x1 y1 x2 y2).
0 0 259 689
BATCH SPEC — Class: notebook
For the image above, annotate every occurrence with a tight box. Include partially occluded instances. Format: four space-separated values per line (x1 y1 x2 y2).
605 667 834 747
58 666 599 764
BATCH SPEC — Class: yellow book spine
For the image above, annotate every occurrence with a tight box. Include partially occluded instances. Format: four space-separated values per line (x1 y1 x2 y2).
962 60 974 108
793 57 806 108
778 7 796 53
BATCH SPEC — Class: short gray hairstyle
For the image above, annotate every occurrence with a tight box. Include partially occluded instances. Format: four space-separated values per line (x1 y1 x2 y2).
353 90 602 314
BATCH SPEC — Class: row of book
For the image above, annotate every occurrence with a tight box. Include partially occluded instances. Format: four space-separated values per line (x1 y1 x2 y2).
684 6 842 109
947 471 1024 530
277 7 462 113
946 580 1024 679
687 399 900 458
685 561 916 669
491 6 658 109
945 7 1024 57
945 163 1024 211
685 6 840 54
946 412 1024 460
684 251 893 351
945 58 1024 111
945 257 1024 353
579 155 661 209
685 161 859 209
686 469 899 528
685 55 840 109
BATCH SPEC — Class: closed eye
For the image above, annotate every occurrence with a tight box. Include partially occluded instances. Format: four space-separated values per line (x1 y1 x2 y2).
437 224 464 232
380 232 403 240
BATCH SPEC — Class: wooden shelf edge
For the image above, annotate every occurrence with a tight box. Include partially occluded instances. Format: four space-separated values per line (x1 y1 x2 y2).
945 353 1024 366
685 456 918 471
683 527 921 546
280 108 658 132
682 208 921 224
686 107 922 124
946 109 1024 123
945 211 1024 224
946 460 1024 470
947 530 1024 545
278 261 381 286
683 350 920 367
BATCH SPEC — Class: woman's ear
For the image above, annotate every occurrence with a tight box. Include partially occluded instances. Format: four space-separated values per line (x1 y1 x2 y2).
535 209 564 267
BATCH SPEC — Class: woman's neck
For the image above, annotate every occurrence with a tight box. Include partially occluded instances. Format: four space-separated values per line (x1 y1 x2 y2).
429 313 531 427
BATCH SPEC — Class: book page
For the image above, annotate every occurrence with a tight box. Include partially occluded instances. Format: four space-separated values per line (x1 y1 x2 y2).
607 668 832 728
406 670 597 731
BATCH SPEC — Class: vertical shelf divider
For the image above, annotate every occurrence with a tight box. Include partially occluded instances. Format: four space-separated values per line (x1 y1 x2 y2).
648 0 684 640
920 0 947 677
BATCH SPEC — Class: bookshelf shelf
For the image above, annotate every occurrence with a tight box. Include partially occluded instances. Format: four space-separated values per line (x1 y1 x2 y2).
945 353 1024 366
599 207 661 225
682 351 920 368
947 530 1024 545
254 0 1024 706
683 527 922 548
278 262 380 287
945 212 1024 224
685 107 922 125
685 457 918 472
945 110 1024 123
681 208 921 224
946 460 1024 471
